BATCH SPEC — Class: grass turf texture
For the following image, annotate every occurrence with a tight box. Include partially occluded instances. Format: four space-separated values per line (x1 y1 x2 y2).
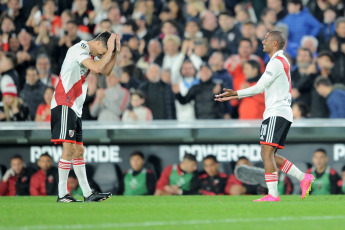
0 195 344 230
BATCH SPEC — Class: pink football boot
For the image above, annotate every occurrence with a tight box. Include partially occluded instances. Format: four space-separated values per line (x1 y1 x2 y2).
300 173 315 199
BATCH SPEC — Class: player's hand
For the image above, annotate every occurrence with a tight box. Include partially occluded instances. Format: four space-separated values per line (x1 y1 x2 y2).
172 83 180 94
114 33 121 54
2 168 15 182
107 33 116 53
214 88 238 102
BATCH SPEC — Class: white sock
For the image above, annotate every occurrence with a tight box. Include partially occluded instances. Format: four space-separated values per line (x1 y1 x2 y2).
58 159 71 198
72 158 92 197
265 172 279 198
280 159 305 181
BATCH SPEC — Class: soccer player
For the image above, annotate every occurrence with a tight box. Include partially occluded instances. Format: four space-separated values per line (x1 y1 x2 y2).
215 30 315 202
51 31 121 202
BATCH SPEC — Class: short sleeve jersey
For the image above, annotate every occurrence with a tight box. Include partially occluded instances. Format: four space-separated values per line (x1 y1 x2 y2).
51 40 93 117
237 50 293 122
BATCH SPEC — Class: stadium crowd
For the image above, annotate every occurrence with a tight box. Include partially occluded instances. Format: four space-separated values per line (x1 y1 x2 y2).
0 150 344 196
0 0 345 122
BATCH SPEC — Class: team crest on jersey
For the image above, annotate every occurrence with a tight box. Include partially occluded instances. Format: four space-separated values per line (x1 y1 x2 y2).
81 43 87 49
69 130 75 138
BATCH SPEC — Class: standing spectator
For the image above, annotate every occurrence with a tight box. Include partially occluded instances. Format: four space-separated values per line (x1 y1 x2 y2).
2 0 26 31
238 60 265 120
306 149 342 195
161 35 181 73
0 155 33 196
301 36 319 58
122 90 152 122
241 21 265 59
199 11 218 40
30 153 58 196
136 39 164 74
19 67 46 121
329 17 345 84
291 48 313 105
107 5 123 35
36 54 59 88
73 0 96 40
90 67 130 121
139 64 176 120
55 20 81 74
260 8 277 31
35 87 54 122
280 0 320 58
267 0 287 21
173 63 225 119
120 66 141 91
292 101 309 119
155 153 198 196
0 78 29 121
314 77 345 118
318 8 337 51
0 16 16 52
213 11 242 55
0 52 20 101
198 155 228 195
123 151 156 195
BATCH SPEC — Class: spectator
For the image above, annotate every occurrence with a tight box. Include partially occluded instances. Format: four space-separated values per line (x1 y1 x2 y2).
238 60 265 120
2 0 25 31
57 10 75 38
213 11 241 55
0 155 33 196
0 77 29 121
34 19 60 70
341 166 345 194
199 11 218 40
30 153 58 196
186 0 206 22
67 170 83 196
260 8 277 31
122 90 152 122
292 101 309 119
173 63 225 119
123 151 156 195
19 67 46 120
90 67 130 121
314 77 345 118
267 0 287 21
193 38 210 62
107 5 123 35
132 12 151 44
35 87 54 122
82 72 97 121
183 18 203 40
73 0 95 40
241 21 265 59
280 0 320 58
301 36 319 58
0 15 16 52
155 153 198 195
198 155 228 195
225 157 265 195
95 18 112 36
136 39 164 74
329 17 345 84
174 60 199 121
0 52 20 101
318 8 337 51
36 54 59 88
117 45 142 80
291 48 313 105
120 66 141 91
162 34 182 72
139 64 176 120
168 0 185 26
306 149 342 195
55 20 81 74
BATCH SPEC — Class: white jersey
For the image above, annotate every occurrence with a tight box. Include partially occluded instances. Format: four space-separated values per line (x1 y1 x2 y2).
51 41 93 117
237 50 293 122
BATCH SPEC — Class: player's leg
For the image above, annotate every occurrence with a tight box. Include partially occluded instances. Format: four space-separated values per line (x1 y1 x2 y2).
58 143 75 198
72 144 93 198
260 144 279 198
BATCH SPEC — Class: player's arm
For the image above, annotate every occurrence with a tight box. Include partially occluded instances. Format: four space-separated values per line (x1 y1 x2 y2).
81 34 116 74
101 33 121 76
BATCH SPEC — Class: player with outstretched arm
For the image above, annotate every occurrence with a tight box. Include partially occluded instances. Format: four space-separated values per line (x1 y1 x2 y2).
51 31 121 202
215 31 314 202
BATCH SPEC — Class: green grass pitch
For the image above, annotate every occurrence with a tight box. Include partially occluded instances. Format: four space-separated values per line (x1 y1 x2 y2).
1 195 344 230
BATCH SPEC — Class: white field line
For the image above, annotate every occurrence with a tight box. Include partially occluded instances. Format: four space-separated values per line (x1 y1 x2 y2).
3 215 345 230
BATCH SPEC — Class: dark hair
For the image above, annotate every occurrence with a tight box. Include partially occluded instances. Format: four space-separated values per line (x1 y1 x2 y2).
66 20 78 27
314 148 327 156
245 60 261 75
94 31 112 48
183 153 197 162
45 86 55 93
3 52 17 67
293 101 309 117
218 11 234 18
261 8 275 18
314 76 332 88
268 30 286 49
318 50 335 63
237 156 249 163
26 66 38 74
130 151 144 159
203 155 218 163
11 154 23 161
40 152 52 160
100 19 111 25
288 0 303 9
69 170 77 179
131 90 146 99
342 165 345 172
124 19 138 33
239 37 252 47
298 47 313 59
243 21 255 27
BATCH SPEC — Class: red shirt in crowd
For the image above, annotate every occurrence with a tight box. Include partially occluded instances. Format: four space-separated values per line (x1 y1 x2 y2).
36 104 51 122
30 169 47 196
0 176 18 196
